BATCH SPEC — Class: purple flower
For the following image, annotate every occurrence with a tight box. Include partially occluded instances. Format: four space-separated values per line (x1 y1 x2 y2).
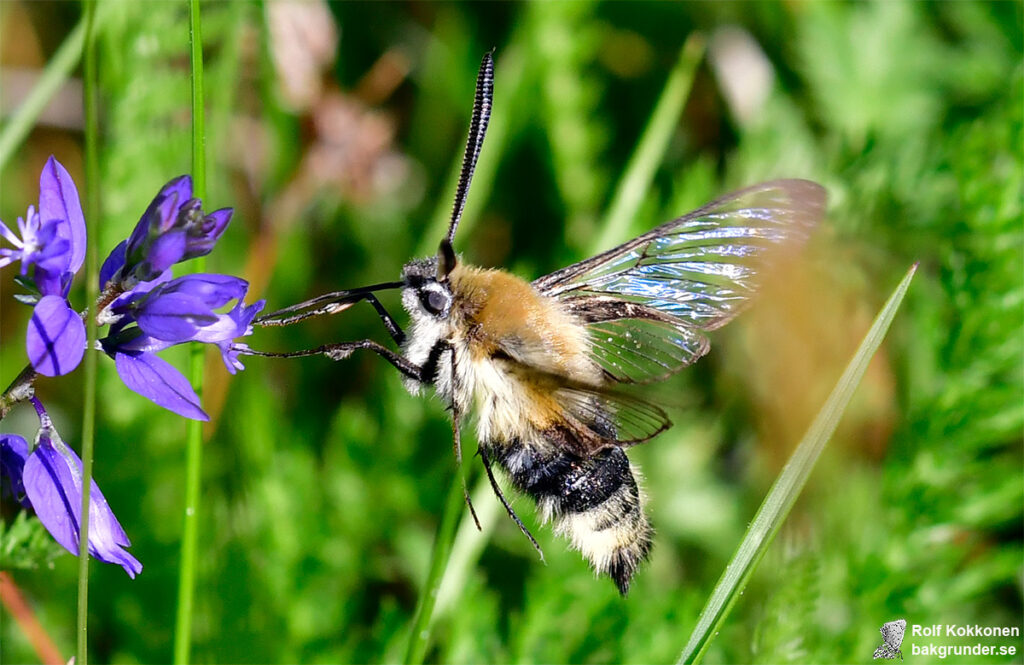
5 159 256 423
98 274 263 418
122 274 249 342
0 206 71 281
113 351 208 421
1 157 86 295
101 176 234 288
26 295 87 377
6 400 143 578
1 158 89 376
1 434 31 508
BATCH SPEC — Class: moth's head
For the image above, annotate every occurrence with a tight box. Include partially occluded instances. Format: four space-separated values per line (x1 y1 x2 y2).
401 240 457 321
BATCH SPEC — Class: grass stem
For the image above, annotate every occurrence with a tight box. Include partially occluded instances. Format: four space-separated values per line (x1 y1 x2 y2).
403 475 467 665
593 33 705 252
173 1 206 662
677 263 919 664
0 3 107 173
76 2 101 663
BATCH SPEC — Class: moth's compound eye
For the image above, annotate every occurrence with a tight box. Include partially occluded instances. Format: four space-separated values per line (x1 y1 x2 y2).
422 289 449 316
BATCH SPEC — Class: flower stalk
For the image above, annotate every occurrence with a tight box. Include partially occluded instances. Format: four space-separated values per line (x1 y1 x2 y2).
78 0 101 662
174 0 207 661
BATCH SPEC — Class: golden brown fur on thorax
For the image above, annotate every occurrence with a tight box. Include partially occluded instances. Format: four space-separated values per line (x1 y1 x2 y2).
448 264 603 385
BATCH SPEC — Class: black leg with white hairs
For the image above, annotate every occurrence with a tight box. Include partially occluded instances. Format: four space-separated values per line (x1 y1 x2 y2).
242 340 423 383
480 447 545 562
363 294 406 345
255 280 405 328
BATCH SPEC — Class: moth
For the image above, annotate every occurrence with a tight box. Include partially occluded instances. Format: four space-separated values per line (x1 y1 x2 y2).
873 619 907 660
256 52 825 594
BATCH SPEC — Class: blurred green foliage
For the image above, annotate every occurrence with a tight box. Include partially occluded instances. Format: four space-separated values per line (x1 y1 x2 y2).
1 1 1021 663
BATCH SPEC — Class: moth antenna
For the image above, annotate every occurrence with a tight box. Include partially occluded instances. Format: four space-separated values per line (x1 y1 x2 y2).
445 49 494 248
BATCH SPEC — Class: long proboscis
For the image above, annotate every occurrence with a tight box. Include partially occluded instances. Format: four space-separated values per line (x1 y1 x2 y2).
255 280 404 327
445 50 494 247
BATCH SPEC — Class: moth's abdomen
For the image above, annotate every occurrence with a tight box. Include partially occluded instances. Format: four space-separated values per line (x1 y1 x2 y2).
490 441 652 595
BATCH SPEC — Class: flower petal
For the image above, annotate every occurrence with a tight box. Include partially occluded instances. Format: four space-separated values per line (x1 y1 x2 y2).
142 229 187 277
0 434 31 508
134 292 219 342
183 208 233 259
100 240 127 289
126 175 192 260
163 274 249 309
114 352 209 421
38 156 86 274
0 217 21 246
26 295 86 376
23 434 142 577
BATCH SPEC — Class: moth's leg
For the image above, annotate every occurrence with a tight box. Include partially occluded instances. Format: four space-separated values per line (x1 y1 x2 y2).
255 290 364 326
479 447 545 562
243 340 423 382
321 340 422 381
254 282 405 338
446 343 481 530
363 293 406 345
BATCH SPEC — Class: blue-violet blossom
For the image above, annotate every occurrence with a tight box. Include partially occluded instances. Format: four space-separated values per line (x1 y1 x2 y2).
100 274 265 419
2 157 262 420
1 157 87 376
0 399 142 577
100 175 232 289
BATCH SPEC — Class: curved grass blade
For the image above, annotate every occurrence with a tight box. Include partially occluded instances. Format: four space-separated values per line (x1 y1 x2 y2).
0 2 108 173
678 262 919 664
593 33 705 253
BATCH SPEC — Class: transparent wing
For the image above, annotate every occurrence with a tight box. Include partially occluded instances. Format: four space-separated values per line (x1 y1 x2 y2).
564 298 709 383
535 180 825 383
554 385 671 454
535 180 824 327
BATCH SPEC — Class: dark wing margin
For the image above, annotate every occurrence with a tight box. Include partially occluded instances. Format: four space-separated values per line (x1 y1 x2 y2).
552 385 672 454
534 180 825 383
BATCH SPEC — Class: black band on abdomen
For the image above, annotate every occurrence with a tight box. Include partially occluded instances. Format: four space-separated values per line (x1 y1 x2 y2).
491 441 633 514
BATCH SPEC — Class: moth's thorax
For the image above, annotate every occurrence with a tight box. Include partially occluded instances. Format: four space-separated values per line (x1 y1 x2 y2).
449 264 601 382
399 260 603 441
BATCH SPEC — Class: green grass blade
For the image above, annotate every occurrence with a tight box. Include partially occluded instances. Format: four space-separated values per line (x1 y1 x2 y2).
591 33 704 253
77 2 101 664
678 263 918 665
0 3 106 173
174 1 206 662
403 474 469 665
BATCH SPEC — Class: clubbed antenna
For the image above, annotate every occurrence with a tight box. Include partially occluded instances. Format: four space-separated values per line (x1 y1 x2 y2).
445 50 494 247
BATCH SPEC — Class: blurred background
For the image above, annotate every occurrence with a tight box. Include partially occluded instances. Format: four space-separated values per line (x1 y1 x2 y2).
1 1 1021 663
